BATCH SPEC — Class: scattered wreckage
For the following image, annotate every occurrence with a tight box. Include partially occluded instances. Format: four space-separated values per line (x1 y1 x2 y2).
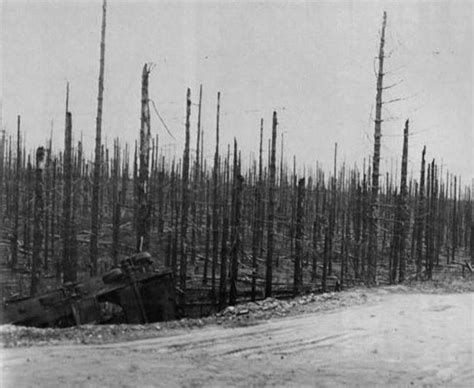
1 252 180 328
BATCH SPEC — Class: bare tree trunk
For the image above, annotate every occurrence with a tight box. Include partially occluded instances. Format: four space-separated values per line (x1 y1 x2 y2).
137 64 152 252
416 146 426 279
203 209 211 284
451 175 457 263
229 139 243 306
219 212 229 307
219 147 231 307
294 177 305 295
112 139 121 265
52 158 59 280
179 88 191 292
43 137 52 271
328 143 337 275
425 162 436 280
251 119 264 301
24 156 32 269
31 147 45 294
392 119 409 283
11 116 21 269
367 11 387 285
63 103 76 282
470 213 474 262
70 141 81 278
322 226 329 292
211 93 221 300
90 0 107 276
312 219 318 282
0 130 5 228
191 85 202 266
265 111 277 297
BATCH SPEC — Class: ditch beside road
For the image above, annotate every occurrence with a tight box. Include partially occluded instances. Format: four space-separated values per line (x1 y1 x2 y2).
1 280 473 387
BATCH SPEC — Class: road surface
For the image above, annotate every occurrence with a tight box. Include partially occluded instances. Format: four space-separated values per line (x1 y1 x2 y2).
2 292 473 387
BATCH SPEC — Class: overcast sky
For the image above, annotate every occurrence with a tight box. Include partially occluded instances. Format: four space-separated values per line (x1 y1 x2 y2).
1 0 472 181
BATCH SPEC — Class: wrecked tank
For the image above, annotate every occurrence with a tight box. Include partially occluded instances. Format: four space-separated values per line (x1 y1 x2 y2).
1 252 179 327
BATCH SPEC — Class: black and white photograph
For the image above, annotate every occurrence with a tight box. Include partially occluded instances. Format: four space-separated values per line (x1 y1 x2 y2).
0 0 473 386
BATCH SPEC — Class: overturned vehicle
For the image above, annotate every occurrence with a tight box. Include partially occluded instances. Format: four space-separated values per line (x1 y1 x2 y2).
1 253 180 328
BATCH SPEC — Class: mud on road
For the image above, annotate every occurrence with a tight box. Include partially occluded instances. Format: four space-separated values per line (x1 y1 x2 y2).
1 285 473 387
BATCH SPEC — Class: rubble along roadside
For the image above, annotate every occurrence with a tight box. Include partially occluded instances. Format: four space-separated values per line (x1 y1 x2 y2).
1 276 473 349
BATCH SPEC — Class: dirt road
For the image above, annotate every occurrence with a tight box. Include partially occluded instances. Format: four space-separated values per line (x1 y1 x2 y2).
2 291 473 387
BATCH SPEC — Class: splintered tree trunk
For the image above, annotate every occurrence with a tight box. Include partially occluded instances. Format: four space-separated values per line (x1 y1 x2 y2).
180 88 191 292
322 227 329 292
470 216 474 262
70 141 81 276
63 110 76 282
31 147 45 295
229 139 243 306
428 161 438 278
137 64 152 252
410 181 418 263
219 212 229 308
265 111 277 297
425 162 436 279
52 158 59 279
398 120 409 282
6 137 11 220
202 179 210 284
392 119 409 283
0 130 4 227
416 146 426 279
251 119 264 301
203 210 211 284
367 11 387 285
43 138 52 271
112 139 120 265
133 141 138 233
191 85 202 266
353 181 362 278
170 161 178 275
24 156 32 267
312 220 318 281
219 146 231 307
328 143 337 275
451 175 457 263
294 177 305 295
11 116 21 269
90 0 107 275
211 93 221 300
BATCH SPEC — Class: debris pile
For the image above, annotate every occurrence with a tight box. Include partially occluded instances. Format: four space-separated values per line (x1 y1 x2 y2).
216 292 343 324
